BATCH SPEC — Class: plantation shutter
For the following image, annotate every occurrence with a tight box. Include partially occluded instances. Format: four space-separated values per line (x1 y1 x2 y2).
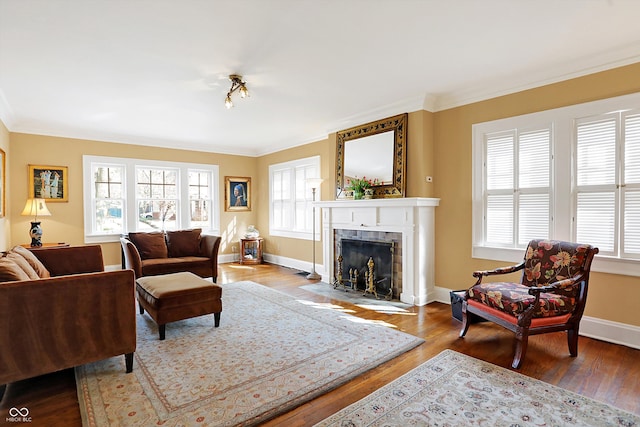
485 133 514 245
623 112 640 258
575 116 617 253
518 129 550 244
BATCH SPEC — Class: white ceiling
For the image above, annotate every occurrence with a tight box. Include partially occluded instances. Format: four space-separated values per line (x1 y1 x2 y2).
1 0 640 156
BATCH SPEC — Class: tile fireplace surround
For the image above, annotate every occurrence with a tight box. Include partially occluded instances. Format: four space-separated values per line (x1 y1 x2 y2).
315 198 440 306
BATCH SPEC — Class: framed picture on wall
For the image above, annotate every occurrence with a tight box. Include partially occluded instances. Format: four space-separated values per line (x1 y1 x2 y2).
225 176 251 211
0 148 5 217
28 164 69 202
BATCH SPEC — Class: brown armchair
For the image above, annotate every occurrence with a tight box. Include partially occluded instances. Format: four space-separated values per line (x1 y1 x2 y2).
460 239 599 369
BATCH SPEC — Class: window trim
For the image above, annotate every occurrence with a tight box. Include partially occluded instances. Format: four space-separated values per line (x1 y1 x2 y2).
472 91 640 277
83 155 219 243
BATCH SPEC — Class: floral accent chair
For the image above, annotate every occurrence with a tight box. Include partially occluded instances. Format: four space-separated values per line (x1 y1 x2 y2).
460 239 599 369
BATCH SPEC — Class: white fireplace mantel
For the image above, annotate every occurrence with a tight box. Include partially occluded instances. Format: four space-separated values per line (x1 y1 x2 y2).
315 197 440 306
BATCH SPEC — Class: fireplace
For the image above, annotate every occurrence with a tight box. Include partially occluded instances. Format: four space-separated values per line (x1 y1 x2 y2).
315 198 439 306
334 230 402 299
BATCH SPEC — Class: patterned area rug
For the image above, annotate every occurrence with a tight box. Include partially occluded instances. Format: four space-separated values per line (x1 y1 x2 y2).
315 349 640 427
75 280 424 426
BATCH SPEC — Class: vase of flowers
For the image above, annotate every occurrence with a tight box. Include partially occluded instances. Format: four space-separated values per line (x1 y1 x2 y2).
345 176 378 200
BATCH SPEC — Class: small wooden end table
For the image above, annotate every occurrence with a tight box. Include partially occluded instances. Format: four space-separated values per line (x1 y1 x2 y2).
240 237 263 265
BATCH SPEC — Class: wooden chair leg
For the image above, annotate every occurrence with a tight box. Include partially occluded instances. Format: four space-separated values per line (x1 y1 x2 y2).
214 312 221 327
138 301 144 315
512 327 529 369
459 303 471 338
568 326 579 357
124 352 134 373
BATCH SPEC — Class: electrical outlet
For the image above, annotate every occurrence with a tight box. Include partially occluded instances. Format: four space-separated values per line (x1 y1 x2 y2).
426 176 433 183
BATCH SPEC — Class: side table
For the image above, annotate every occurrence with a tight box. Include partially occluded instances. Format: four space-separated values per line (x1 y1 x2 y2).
240 238 263 265
21 242 70 251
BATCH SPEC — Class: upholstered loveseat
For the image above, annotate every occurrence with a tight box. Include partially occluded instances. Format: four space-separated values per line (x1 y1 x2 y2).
120 229 221 282
0 245 136 396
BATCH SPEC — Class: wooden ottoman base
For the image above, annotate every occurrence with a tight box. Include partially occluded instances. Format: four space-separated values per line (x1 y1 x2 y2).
136 272 222 340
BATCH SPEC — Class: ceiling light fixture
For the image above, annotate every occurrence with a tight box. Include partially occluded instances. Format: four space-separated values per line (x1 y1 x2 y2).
224 74 249 109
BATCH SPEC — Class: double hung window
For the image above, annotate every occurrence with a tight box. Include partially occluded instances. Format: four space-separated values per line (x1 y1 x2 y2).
84 156 219 242
269 156 320 239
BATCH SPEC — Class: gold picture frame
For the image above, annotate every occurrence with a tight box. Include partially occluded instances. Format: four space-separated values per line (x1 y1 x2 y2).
0 149 5 217
225 176 251 211
28 164 69 202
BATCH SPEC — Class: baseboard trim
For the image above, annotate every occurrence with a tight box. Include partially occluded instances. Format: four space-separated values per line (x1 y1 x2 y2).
433 285 640 350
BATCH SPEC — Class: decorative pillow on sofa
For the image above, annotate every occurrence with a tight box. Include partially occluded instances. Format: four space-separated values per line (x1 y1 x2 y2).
128 232 168 260
5 252 40 279
166 229 202 257
10 245 51 278
0 256 31 282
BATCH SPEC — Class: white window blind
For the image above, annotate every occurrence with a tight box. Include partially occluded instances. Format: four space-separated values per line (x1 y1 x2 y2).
484 128 551 247
575 111 640 258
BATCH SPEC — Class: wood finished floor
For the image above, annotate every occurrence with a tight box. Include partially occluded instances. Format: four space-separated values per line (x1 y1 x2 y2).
1 263 639 426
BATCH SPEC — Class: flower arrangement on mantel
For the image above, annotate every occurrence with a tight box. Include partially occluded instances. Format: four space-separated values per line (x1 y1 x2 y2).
345 176 379 199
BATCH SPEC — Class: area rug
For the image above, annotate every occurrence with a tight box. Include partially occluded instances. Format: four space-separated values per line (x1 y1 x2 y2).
315 349 640 427
300 282 413 314
75 280 424 427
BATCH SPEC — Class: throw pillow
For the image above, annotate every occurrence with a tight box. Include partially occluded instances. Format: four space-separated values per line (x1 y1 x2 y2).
9 246 51 278
5 252 40 280
166 229 202 257
128 232 168 260
0 256 31 282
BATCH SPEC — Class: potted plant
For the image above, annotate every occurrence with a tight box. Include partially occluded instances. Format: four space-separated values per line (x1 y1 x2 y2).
345 176 378 200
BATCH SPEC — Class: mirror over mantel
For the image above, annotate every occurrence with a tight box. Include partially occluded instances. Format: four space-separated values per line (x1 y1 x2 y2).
336 113 407 199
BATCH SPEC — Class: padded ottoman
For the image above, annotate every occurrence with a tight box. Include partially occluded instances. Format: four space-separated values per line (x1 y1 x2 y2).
136 271 222 340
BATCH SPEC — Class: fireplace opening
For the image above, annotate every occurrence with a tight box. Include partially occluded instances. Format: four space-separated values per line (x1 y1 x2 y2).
336 239 394 299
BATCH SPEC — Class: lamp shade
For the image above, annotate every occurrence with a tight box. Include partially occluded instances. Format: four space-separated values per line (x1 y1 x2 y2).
306 178 324 189
21 198 52 218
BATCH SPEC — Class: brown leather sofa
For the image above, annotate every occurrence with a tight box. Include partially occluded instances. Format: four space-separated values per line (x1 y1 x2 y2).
120 229 221 282
0 245 136 396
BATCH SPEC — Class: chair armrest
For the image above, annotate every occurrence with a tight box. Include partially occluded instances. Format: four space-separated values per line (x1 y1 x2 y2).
201 235 221 282
527 276 581 296
120 237 143 279
471 262 525 287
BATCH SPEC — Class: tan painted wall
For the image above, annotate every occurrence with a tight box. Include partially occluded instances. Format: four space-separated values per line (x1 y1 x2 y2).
433 62 640 326
3 63 639 326
8 133 258 266
0 119 9 251
254 110 435 265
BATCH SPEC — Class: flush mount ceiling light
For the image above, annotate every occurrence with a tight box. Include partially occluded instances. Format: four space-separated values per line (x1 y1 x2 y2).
224 74 249 109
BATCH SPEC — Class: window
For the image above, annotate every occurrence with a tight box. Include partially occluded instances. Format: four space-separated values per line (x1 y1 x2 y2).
473 92 640 276
83 156 219 242
484 128 551 247
575 110 640 259
269 156 320 239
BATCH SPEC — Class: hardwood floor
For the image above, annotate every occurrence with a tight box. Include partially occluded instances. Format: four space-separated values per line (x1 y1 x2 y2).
2 263 639 426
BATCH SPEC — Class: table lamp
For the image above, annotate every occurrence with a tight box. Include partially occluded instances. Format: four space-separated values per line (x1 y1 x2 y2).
21 198 52 247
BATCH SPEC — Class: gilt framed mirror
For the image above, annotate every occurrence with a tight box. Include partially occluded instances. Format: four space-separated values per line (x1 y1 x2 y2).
336 113 407 198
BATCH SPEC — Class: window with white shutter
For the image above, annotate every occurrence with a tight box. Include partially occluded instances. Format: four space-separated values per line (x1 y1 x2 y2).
473 91 640 275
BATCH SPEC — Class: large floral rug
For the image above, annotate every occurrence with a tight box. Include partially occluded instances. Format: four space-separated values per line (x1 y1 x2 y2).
75 280 424 426
315 349 640 427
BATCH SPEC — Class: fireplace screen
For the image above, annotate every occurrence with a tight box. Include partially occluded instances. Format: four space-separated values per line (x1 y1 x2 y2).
336 239 394 299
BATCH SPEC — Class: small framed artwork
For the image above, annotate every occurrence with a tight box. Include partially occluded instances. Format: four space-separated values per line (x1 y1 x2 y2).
28 164 69 202
225 176 251 211
0 148 5 217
